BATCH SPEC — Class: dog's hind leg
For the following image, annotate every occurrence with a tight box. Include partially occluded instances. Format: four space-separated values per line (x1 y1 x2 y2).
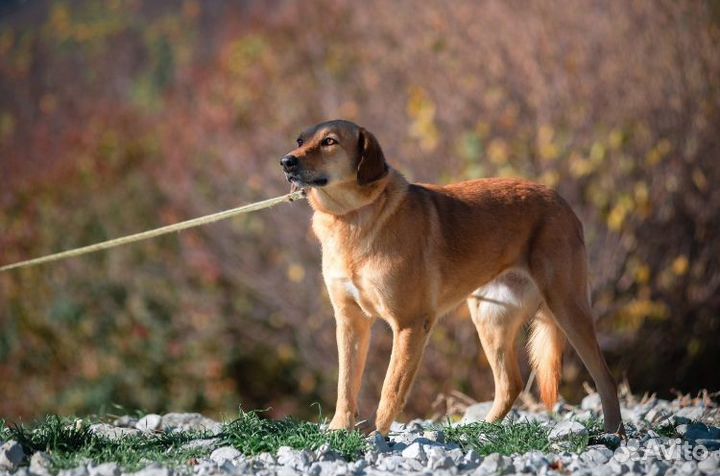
529 221 624 434
541 290 623 433
467 270 539 422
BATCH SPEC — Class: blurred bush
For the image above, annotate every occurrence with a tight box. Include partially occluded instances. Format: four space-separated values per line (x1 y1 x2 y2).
0 0 718 421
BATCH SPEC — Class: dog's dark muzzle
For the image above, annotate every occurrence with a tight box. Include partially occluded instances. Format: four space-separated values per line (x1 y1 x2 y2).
280 155 299 173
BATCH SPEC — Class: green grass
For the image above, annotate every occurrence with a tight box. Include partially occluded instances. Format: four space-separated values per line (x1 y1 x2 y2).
2 411 367 471
442 417 605 456
2 412 618 471
6 415 212 471
655 422 678 438
1 419 11 443
443 420 554 455
219 410 367 460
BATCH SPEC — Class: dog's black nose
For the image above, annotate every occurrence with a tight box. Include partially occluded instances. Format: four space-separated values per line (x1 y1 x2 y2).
281 155 298 171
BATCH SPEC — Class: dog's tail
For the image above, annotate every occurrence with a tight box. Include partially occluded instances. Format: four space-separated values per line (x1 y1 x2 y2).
528 307 566 409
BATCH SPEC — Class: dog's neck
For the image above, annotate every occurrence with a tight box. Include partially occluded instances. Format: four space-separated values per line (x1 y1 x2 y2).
307 168 407 217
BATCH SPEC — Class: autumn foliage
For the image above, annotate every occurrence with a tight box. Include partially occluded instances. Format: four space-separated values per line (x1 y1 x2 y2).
1 0 718 421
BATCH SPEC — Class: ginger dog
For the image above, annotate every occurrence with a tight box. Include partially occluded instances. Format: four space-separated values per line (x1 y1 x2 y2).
280 120 624 435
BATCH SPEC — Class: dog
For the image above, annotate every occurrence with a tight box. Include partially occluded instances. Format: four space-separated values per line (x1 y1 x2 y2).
280 119 624 435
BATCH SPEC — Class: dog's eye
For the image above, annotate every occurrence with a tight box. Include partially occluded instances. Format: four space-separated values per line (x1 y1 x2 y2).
321 137 337 146
296 138 303 147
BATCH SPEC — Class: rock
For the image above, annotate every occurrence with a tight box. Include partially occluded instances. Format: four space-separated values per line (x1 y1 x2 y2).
112 416 138 428
549 421 588 441
387 441 408 453
476 453 510 475
574 410 596 422
276 446 312 468
376 454 407 472
621 407 643 426
646 461 671 476
363 449 379 465
0 441 25 471
594 432 622 450
347 459 367 474
580 446 613 465
445 447 464 463
582 393 602 411
58 467 89 476
88 462 120 476
190 461 215 476
406 420 426 433
310 460 348 476
366 432 390 452
276 467 302 476
461 449 481 469
677 460 698 474
422 430 445 443
135 415 162 432
645 407 671 425
698 453 719 474
160 414 222 435
462 402 494 423
89 424 141 440
253 452 276 466
124 464 172 476
389 422 406 433
400 441 426 462
674 407 704 424
553 401 574 415
522 451 550 472
409 458 429 472
427 454 454 470
388 430 415 447
680 422 711 442
28 451 52 476
217 460 238 473
315 443 341 462
587 463 616 476
209 446 242 463
180 437 220 451
695 439 720 451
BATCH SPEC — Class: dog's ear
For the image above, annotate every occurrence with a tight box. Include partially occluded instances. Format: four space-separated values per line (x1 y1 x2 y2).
357 127 388 186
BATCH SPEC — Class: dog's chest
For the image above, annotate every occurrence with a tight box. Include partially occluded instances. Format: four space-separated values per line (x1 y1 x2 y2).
325 263 383 316
322 249 387 318
342 279 362 303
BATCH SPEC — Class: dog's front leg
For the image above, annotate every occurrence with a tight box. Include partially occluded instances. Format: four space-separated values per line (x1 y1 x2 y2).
328 300 373 431
374 317 432 435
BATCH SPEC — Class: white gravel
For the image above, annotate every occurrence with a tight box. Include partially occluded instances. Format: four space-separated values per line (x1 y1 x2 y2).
2 395 719 476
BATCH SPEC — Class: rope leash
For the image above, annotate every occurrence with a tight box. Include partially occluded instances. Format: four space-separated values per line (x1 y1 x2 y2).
0 189 306 273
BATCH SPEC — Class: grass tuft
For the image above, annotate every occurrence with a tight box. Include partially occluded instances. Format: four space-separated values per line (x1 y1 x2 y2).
219 410 367 460
2 411 367 470
1 418 10 441
8 416 95 454
6 416 213 471
443 420 552 455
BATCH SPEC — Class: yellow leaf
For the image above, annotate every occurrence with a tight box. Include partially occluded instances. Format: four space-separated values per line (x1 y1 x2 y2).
607 203 628 231
287 263 305 283
487 138 509 165
671 256 689 276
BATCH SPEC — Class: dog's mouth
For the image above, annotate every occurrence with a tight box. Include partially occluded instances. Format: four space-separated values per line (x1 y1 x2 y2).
286 174 329 187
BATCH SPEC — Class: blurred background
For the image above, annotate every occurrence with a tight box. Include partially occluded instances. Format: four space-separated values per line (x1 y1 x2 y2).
1 0 719 422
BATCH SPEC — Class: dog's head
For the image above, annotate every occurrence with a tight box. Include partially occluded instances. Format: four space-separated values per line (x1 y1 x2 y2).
280 120 388 189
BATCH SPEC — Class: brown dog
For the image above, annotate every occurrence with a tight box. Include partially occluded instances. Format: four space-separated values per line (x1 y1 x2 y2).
281 119 623 435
